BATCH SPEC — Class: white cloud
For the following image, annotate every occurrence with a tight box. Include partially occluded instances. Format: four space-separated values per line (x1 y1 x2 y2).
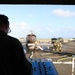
8 22 29 38
10 22 28 30
8 22 45 38
8 21 75 38
52 9 75 17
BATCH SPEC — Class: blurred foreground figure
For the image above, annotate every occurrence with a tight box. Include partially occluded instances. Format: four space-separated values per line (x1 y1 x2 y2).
26 31 43 58
0 14 32 75
28 45 43 58
26 42 43 58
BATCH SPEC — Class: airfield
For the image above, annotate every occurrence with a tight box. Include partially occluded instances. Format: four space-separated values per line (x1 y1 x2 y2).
24 40 75 75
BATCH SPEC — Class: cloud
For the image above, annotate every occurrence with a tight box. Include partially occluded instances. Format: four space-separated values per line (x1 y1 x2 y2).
44 25 75 37
8 21 75 38
10 22 28 29
9 22 45 38
52 9 75 17
8 22 29 38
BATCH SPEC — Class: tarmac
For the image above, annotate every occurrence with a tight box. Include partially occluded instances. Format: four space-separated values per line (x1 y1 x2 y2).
25 41 75 75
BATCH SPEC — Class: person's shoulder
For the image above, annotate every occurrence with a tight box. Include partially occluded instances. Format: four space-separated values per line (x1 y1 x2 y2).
8 35 21 44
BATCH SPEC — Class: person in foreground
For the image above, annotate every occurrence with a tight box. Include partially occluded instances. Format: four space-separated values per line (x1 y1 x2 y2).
0 14 32 75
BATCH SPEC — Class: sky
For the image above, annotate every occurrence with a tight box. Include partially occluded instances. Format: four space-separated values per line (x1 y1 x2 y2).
0 5 75 39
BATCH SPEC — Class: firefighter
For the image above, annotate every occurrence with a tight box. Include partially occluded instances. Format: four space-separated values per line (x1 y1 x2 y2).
26 43 36 58
52 40 63 52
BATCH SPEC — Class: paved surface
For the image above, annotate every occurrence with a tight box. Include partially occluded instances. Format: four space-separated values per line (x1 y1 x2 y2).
26 41 75 75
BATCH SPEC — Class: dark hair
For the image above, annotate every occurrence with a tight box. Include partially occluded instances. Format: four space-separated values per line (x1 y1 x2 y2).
0 14 9 26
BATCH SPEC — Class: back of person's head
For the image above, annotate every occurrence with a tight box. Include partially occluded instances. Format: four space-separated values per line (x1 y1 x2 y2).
0 14 9 26
0 14 11 34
